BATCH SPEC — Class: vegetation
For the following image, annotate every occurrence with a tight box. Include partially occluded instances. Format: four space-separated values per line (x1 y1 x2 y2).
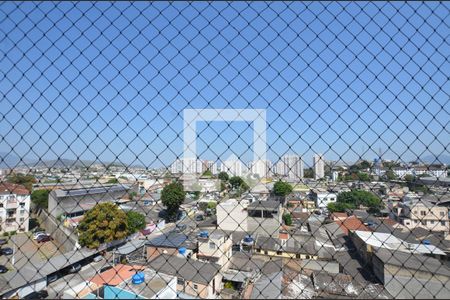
126 211 146 234
78 202 129 249
201 170 213 178
229 176 249 191
161 182 185 220
207 201 217 209
128 191 137 201
106 178 119 184
336 189 383 213
273 180 293 197
283 213 293 226
218 172 229 182
6 173 36 191
327 202 354 213
303 168 313 178
384 170 397 181
31 189 50 210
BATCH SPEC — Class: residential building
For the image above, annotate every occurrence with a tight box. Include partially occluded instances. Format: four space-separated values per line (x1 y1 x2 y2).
171 157 202 174
197 231 233 268
145 232 196 261
48 184 135 219
249 159 272 178
247 200 282 237
202 160 218 174
220 155 245 176
217 199 248 232
0 183 30 233
275 155 304 180
313 154 325 180
309 189 337 209
148 254 222 299
395 196 449 233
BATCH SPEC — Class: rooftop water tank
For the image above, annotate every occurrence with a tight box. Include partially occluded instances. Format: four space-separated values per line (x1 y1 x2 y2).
132 272 145 285
422 240 431 245
199 231 209 238
178 247 187 255
243 235 254 244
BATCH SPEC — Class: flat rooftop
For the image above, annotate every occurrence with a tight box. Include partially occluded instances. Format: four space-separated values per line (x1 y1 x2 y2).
248 200 280 211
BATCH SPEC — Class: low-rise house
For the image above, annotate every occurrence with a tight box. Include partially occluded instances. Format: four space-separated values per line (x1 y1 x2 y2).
309 190 337 209
247 200 282 237
334 215 370 235
147 254 222 299
197 231 232 268
372 248 450 298
145 232 196 261
396 198 449 234
217 199 248 232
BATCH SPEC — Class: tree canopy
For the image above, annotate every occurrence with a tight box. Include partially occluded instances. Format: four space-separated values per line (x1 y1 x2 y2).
218 172 229 181
31 189 50 211
78 202 128 249
7 173 36 191
161 182 185 219
201 170 213 178
273 180 293 197
336 189 383 213
126 211 146 234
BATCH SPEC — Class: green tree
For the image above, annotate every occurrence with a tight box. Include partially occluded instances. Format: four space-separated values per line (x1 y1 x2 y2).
126 211 146 234
218 172 229 182
78 202 129 249
129 191 137 201
384 170 397 181
283 213 293 226
357 172 371 182
327 202 354 213
106 178 119 184
207 201 217 209
404 174 414 183
229 176 244 190
161 182 185 220
31 189 50 210
337 190 382 212
7 173 36 191
273 180 293 197
201 170 213 178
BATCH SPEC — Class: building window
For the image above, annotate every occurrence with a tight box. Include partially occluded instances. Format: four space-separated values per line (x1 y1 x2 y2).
177 278 185 286
20 209 25 215
209 242 216 250
193 284 198 291
440 211 445 217
19 202 25 207
276 250 282 255
0 204 3 208
264 250 268 255
441 221 446 226
421 211 426 216
430 220 434 225
19 218 24 222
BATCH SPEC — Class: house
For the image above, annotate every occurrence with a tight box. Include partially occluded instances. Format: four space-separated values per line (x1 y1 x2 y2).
0 182 31 233
247 200 282 237
396 199 449 234
372 248 450 298
197 231 232 268
48 184 136 219
147 254 222 299
217 199 248 232
145 232 196 261
334 215 370 235
309 190 337 209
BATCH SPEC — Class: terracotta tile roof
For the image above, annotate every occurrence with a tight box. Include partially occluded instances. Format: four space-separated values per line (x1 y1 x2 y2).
335 216 369 235
331 212 348 220
0 182 29 195
89 264 145 286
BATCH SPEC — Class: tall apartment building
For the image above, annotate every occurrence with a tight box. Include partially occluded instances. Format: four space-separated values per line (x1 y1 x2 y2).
273 155 304 180
202 160 218 174
220 155 245 176
171 158 202 174
249 159 272 178
0 183 30 233
313 154 325 180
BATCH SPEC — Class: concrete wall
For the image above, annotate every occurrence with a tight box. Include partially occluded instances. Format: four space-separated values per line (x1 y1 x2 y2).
37 209 78 252
217 201 248 232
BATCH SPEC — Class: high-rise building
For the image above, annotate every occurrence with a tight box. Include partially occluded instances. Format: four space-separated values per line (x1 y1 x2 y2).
171 158 202 174
274 155 303 180
313 154 325 180
202 160 218 174
249 160 272 178
221 155 245 176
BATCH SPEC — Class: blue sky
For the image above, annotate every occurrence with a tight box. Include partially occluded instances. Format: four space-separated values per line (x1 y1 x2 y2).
1 2 449 168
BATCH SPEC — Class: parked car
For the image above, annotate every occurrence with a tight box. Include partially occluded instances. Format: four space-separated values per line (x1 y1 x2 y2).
0 247 13 256
195 214 205 222
47 274 58 284
23 290 48 300
33 232 48 240
93 255 103 262
0 265 8 273
0 239 7 246
176 223 187 231
36 235 53 243
68 263 81 273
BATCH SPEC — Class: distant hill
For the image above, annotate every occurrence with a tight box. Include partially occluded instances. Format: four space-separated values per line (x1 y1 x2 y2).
420 154 450 165
0 152 33 168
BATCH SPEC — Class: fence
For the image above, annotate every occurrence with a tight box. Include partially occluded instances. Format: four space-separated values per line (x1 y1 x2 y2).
0 1 449 299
